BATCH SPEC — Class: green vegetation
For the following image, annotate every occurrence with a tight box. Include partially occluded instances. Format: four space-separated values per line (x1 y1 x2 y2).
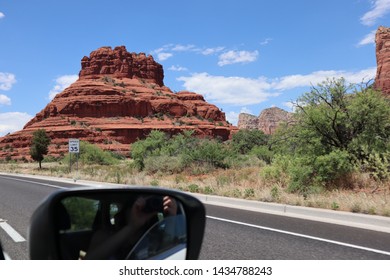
30 129 51 169
62 197 98 230
130 78 390 198
130 130 231 174
63 141 118 166
231 129 269 154
269 78 390 195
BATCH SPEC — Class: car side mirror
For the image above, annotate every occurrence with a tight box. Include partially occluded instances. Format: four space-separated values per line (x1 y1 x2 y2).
28 187 206 260
0 241 5 260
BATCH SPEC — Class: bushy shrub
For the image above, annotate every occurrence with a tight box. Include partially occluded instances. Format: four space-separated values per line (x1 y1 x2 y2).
130 130 167 169
286 157 317 195
80 142 118 165
244 188 255 198
286 151 353 194
360 152 390 180
313 150 354 182
187 184 200 193
261 151 355 195
260 155 290 187
63 141 118 165
223 154 265 169
186 162 216 175
203 186 214 194
250 145 273 164
144 155 184 174
183 139 230 169
231 129 268 154
132 130 232 173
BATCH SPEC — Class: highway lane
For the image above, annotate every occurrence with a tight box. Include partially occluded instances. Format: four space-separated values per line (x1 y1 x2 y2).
1 174 390 260
0 174 78 259
200 205 390 259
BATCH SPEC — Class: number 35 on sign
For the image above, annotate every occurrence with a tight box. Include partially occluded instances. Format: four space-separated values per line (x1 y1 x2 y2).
69 139 80 153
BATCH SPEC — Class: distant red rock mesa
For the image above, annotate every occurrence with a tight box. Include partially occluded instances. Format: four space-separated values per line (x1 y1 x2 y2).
237 107 293 134
0 46 237 160
375 26 390 96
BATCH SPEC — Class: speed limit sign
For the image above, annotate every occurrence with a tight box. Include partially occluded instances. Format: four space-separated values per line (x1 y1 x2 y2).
69 139 80 153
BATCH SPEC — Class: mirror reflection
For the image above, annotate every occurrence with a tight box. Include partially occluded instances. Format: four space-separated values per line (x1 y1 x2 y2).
55 193 187 260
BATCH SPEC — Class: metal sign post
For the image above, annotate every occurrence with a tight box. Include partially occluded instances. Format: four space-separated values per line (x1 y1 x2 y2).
68 139 80 181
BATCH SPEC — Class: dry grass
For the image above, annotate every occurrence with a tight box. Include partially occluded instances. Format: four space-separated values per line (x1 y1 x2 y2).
1 161 389 217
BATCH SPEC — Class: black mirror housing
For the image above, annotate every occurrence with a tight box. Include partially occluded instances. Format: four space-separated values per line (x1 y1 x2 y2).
28 187 206 260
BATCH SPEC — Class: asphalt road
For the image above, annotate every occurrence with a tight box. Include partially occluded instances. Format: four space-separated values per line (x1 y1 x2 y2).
1 174 390 260
200 205 390 259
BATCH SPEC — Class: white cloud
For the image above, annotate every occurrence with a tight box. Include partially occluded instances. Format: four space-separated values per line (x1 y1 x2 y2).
341 67 377 83
153 44 261 68
153 47 166 54
178 67 376 106
178 72 275 106
273 68 377 90
0 72 16 91
260 38 273 46
168 65 188 72
0 112 33 136
0 12 4 19
152 44 234 63
201 47 225 55
273 71 341 90
282 101 297 112
358 29 377 46
226 108 254 125
226 111 240 125
153 44 196 62
218 50 259 66
49 74 78 100
240 107 253 115
0 94 11 105
157 52 173 61
171 44 197 52
360 0 390 26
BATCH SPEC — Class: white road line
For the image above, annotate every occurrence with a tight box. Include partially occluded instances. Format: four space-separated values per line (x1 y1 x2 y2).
0 176 68 189
0 176 65 243
0 219 26 243
207 215 390 257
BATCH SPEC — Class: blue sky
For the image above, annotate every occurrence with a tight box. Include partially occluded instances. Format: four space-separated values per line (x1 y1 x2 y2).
0 0 389 136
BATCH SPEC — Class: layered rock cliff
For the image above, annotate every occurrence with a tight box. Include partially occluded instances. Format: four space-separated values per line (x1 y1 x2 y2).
375 26 390 95
238 107 293 134
79 46 165 86
0 46 237 160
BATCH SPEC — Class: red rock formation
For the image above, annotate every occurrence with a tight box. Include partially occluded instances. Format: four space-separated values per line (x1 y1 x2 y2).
375 26 390 95
79 46 165 86
237 113 259 130
0 46 237 160
238 107 293 134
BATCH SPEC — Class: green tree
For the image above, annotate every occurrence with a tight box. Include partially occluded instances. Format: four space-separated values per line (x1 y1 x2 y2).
270 78 390 193
183 138 230 169
30 129 51 169
161 130 197 156
130 130 168 169
293 78 390 159
231 129 269 154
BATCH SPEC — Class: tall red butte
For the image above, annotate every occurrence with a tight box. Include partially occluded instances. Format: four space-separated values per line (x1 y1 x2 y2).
375 26 390 96
0 46 237 160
